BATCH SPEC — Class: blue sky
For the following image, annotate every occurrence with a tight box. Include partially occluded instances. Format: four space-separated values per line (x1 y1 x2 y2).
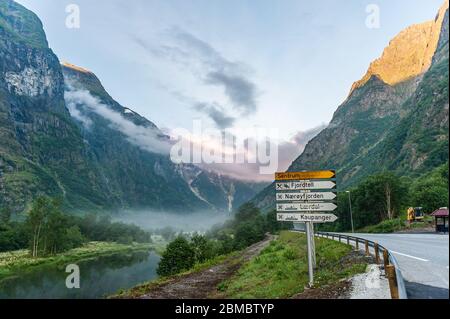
16 0 445 141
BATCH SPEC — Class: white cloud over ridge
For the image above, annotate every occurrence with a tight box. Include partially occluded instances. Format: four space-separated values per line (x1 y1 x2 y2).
64 86 172 156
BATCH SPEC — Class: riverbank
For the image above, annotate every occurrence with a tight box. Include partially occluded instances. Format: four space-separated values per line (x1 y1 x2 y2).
113 235 275 299
0 241 154 281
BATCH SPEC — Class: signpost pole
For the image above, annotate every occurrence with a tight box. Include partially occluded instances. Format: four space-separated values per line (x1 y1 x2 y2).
306 221 314 287
310 222 316 268
275 169 338 289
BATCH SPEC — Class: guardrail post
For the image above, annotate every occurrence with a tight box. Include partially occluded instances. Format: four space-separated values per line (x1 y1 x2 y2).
355 238 359 251
386 265 399 299
383 249 389 269
347 237 350 245
365 240 370 256
374 243 380 264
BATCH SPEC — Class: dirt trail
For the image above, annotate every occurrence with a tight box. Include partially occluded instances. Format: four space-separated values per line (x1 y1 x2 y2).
139 235 275 299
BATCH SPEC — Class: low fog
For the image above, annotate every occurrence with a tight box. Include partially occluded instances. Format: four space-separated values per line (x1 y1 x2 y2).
113 210 233 233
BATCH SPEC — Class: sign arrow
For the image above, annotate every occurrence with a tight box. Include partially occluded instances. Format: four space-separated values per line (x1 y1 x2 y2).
277 202 338 212
277 213 338 223
276 192 336 202
275 181 336 190
275 170 335 181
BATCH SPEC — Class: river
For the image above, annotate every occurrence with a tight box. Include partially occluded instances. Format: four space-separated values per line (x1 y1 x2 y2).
0 250 160 299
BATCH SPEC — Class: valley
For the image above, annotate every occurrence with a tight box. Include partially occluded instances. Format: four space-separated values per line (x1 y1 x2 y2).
0 0 448 302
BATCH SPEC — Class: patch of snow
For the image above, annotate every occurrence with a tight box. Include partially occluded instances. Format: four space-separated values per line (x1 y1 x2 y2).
124 108 134 114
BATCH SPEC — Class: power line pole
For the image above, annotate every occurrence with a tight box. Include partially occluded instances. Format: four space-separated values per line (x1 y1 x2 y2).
347 191 355 233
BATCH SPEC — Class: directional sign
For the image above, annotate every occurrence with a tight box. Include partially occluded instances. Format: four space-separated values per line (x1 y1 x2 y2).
276 192 336 202
275 181 336 190
277 202 338 212
275 170 335 181
277 213 338 223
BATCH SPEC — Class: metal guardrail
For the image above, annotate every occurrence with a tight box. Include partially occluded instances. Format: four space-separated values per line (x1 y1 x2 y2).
315 231 408 299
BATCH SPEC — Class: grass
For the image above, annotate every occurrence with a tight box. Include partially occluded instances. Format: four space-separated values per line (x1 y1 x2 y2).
217 231 367 299
359 215 434 233
0 242 153 281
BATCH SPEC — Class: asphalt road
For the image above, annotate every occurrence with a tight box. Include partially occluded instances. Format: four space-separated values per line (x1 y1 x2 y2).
341 232 449 299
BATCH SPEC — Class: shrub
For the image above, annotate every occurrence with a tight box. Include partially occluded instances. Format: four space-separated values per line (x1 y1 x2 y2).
157 236 195 277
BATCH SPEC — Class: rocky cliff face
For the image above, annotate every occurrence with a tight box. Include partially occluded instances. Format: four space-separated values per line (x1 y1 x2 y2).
0 0 109 210
0 0 265 213
350 1 449 94
253 2 449 212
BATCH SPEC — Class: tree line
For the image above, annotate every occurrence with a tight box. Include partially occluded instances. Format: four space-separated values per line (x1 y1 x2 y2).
0 196 152 255
319 162 449 232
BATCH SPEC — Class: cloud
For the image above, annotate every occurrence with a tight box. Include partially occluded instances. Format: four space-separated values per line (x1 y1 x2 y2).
66 102 93 128
197 125 326 182
205 72 257 115
134 27 259 118
194 102 236 129
64 86 172 156
277 124 327 172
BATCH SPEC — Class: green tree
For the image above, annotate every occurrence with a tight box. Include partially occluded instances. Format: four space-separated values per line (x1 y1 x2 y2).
27 196 53 257
234 203 261 224
352 172 408 228
157 236 196 276
411 163 449 213
233 219 265 250
190 233 215 263
0 206 12 225
65 225 86 249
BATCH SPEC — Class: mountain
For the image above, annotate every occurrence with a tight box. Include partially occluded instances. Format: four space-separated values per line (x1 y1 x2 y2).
62 62 266 213
253 1 449 212
1 0 108 211
0 0 265 213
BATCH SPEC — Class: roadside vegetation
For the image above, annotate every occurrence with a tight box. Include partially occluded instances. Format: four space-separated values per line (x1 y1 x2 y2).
216 231 367 298
155 203 292 277
359 215 434 233
318 162 448 233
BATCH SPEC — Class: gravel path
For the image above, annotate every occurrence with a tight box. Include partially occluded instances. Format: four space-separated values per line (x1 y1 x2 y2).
349 264 391 299
138 235 275 299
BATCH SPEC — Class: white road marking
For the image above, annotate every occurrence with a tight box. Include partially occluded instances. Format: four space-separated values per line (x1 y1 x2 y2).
390 250 429 262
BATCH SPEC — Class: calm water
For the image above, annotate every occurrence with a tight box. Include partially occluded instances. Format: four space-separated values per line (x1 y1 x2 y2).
0 250 160 299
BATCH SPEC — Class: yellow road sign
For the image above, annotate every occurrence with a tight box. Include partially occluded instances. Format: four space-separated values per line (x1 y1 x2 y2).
275 170 335 181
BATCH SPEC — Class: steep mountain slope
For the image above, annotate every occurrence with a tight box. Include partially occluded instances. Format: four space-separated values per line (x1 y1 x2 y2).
253 2 449 212
362 8 449 178
0 0 111 210
350 1 448 94
0 0 265 213
63 63 266 212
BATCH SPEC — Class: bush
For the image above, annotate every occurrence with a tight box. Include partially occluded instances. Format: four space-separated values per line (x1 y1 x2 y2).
233 219 265 250
157 237 196 277
190 234 215 263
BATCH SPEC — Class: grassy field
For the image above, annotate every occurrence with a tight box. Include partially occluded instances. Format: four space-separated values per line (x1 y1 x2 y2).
0 242 153 281
217 231 367 299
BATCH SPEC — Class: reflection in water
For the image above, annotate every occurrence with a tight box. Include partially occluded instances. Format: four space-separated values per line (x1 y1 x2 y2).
0 251 160 299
